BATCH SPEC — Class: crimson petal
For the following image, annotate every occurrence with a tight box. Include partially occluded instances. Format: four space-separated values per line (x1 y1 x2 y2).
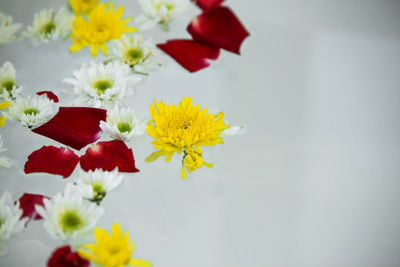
80 140 139 172
32 107 107 150
24 146 80 178
18 193 49 220
187 6 249 54
157 39 220 72
192 0 224 10
36 91 59 103
47 246 90 267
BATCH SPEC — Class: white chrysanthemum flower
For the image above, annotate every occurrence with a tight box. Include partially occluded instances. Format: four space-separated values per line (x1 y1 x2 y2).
0 12 22 46
0 191 27 255
35 183 104 243
0 135 12 168
100 106 146 142
0 61 22 100
108 34 161 74
75 168 124 204
137 0 190 31
63 61 142 108
24 7 73 44
2 94 57 128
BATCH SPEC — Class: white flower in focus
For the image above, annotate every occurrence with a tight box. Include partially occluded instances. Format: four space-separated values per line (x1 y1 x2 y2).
0 191 27 255
63 61 142 108
35 183 104 243
75 168 124 204
137 0 190 31
0 135 12 168
109 35 161 74
100 106 146 142
2 94 57 128
0 61 22 100
0 12 22 46
24 7 73 44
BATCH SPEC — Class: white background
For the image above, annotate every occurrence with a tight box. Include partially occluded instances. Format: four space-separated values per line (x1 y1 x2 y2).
1 0 400 266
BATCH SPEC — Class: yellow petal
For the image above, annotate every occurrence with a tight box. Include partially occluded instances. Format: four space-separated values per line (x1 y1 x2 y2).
99 43 108 55
90 45 98 57
0 101 10 109
128 258 152 267
180 165 187 179
70 42 84 53
144 151 163 162
0 117 5 127
112 223 122 237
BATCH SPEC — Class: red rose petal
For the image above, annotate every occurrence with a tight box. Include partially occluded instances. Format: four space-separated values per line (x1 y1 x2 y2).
47 246 90 267
18 193 49 220
36 91 59 103
80 140 139 173
187 6 249 54
192 0 224 10
157 39 220 72
24 146 80 178
32 107 107 150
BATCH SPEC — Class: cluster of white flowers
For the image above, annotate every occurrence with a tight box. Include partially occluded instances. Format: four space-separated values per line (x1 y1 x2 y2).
35 169 123 244
0 192 27 255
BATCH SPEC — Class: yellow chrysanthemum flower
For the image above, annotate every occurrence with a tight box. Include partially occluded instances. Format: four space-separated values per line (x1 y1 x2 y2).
69 0 99 15
70 3 137 57
78 223 152 267
0 101 10 127
145 97 230 178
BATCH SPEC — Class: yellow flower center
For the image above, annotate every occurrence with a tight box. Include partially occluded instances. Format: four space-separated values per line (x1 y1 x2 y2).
41 22 56 36
1 79 15 94
117 122 132 133
124 48 143 65
59 209 85 233
23 108 40 116
92 79 113 94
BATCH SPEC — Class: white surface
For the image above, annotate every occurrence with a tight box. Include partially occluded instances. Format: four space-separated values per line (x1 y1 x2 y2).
1 0 400 266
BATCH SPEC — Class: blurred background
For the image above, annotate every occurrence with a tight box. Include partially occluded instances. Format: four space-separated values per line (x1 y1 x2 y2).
1 0 400 266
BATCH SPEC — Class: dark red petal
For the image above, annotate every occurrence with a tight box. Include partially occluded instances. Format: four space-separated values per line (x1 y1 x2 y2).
24 146 80 178
157 39 220 72
18 193 49 220
36 91 59 103
47 246 90 267
187 6 250 54
80 140 139 173
32 107 107 150
191 0 224 10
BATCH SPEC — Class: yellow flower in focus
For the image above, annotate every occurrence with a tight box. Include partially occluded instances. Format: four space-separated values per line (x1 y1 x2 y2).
78 223 152 267
145 97 230 178
0 101 10 127
70 4 137 57
69 0 99 15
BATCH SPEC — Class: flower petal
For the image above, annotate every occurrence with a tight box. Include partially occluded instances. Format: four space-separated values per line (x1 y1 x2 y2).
18 193 49 220
157 39 220 72
187 6 249 54
32 107 107 150
24 146 80 178
47 245 90 267
128 258 152 267
191 0 224 10
36 91 59 103
80 140 139 173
